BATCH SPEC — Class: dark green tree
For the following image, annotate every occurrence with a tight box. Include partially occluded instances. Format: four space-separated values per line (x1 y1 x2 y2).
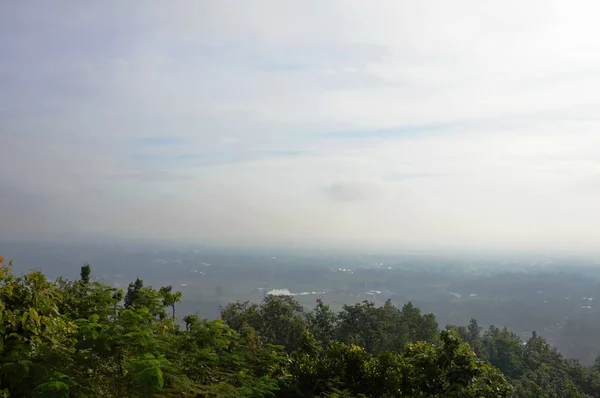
158 285 182 319
80 264 91 284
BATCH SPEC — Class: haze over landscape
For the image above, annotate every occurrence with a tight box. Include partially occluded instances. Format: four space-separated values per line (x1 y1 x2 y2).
3 1 600 251
8 2 600 397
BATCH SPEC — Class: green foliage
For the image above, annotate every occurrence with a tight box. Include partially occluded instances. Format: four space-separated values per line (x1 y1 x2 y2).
158 285 182 319
1 256 600 397
0 260 76 397
331 299 439 354
400 330 512 397
305 298 338 345
221 295 308 351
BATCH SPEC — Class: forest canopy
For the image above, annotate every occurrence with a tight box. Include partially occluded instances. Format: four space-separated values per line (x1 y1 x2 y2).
1 258 600 397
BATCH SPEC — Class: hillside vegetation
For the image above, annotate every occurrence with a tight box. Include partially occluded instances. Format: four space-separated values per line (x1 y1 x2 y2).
1 258 600 397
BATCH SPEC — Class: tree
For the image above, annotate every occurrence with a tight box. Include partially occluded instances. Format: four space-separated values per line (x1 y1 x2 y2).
306 299 338 346
183 314 200 332
220 301 261 331
258 295 307 351
0 261 76 397
335 299 438 354
446 324 469 341
400 330 513 397
480 325 525 379
284 329 513 397
336 301 383 352
222 295 307 352
467 318 482 344
80 264 91 284
123 278 166 319
124 278 144 309
158 285 182 319
2 258 600 398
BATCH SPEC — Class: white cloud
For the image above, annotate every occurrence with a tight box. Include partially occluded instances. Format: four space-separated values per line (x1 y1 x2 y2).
2 1 600 250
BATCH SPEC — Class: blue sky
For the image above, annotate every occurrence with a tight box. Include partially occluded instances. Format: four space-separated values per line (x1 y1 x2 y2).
2 1 600 250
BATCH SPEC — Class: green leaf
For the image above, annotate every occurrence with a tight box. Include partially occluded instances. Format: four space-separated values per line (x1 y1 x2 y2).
136 365 164 389
34 381 69 398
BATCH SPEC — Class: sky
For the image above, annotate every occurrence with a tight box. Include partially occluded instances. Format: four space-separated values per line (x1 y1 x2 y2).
2 1 600 251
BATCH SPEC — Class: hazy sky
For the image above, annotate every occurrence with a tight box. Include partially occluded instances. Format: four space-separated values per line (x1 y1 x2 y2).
2 1 600 250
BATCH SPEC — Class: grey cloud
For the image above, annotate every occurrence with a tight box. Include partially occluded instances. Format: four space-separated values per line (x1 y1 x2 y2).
325 182 385 203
